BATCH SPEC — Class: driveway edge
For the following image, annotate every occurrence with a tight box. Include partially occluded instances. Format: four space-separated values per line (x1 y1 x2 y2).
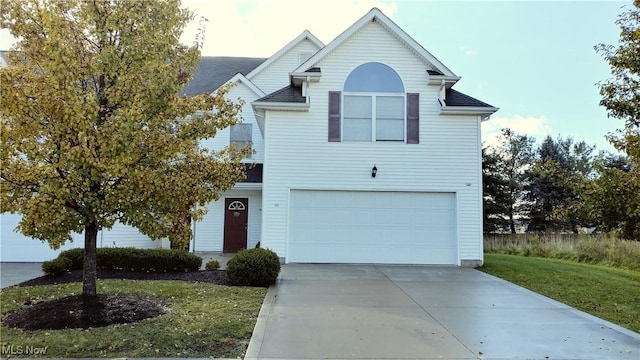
244 283 278 360
478 270 640 339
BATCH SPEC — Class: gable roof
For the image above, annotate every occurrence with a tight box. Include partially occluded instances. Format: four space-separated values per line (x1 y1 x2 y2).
293 8 455 77
181 56 266 96
246 30 324 80
227 73 266 98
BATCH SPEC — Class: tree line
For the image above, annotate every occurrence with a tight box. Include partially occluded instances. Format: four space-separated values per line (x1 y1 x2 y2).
483 2 640 241
482 129 637 239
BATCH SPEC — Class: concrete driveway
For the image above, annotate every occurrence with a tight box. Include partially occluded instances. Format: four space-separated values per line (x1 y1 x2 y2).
0 262 44 288
246 264 640 360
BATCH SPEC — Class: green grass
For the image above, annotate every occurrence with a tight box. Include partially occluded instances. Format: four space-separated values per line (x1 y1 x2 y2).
1 280 267 358
480 253 640 333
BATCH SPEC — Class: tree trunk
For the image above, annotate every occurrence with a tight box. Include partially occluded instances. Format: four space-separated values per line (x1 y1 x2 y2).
509 208 516 234
83 222 98 297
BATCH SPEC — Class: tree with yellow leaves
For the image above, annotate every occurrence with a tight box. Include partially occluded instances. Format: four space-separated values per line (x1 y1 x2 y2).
0 0 247 296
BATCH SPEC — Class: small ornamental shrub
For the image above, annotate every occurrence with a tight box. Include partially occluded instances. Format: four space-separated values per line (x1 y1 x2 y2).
205 260 221 271
226 248 281 287
46 248 202 273
42 256 72 276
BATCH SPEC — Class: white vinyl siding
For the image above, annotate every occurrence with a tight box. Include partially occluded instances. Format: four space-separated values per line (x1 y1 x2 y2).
249 39 322 94
0 213 161 262
199 81 264 163
261 20 483 264
99 222 163 249
192 189 262 252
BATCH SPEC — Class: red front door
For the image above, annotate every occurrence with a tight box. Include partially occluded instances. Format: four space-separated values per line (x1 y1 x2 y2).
224 198 248 252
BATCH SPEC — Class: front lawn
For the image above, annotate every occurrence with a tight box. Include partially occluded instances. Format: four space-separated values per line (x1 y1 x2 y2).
1 280 267 358
480 253 640 333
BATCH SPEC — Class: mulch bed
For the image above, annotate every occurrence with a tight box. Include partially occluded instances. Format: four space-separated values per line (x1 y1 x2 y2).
3 293 166 330
3 269 228 331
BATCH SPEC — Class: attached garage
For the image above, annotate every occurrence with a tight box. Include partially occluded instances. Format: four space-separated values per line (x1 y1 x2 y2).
288 190 457 264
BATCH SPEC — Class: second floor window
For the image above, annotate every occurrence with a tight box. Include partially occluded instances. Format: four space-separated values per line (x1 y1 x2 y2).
230 123 252 156
342 62 405 142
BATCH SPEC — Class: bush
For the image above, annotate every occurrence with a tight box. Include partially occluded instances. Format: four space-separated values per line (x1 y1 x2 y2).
47 248 202 273
226 248 281 287
205 260 221 271
42 256 72 276
58 248 85 270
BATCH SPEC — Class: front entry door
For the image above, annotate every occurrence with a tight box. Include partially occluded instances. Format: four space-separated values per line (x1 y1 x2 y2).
224 198 248 252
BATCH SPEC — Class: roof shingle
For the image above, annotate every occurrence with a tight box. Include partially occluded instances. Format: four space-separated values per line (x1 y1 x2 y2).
256 85 305 103
445 89 494 108
181 56 266 96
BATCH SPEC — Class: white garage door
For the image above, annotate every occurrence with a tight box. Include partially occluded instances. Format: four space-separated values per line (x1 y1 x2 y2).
289 190 457 264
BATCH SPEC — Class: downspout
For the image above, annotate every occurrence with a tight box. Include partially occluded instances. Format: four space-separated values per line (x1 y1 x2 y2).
439 79 446 104
304 76 310 104
191 218 196 252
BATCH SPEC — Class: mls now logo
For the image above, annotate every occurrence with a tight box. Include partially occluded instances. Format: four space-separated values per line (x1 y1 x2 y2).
2 345 49 356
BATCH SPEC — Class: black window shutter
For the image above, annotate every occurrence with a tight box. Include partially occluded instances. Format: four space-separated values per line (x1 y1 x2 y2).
406 93 419 144
328 91 341 142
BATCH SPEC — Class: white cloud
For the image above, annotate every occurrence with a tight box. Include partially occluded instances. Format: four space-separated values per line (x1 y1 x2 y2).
2 1 397 56
481 115 552 149
181 0 398 56
459 46 476 57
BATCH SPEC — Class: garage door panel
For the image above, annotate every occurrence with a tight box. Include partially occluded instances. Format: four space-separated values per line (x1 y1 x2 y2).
289 190 457 265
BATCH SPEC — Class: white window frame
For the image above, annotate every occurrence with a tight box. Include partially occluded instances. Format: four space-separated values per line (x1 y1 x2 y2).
342 92 406 142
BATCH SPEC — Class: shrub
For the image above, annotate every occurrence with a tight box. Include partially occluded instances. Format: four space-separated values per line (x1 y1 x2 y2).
47 248 202 273
226 248 281 287
205 260 221 271
42 256 72 276
58 248 85 270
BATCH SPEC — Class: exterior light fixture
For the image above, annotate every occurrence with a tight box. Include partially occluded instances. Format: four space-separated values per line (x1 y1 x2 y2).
372 165 378 178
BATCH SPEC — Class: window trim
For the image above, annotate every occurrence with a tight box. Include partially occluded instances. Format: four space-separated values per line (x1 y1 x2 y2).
341 91 406 142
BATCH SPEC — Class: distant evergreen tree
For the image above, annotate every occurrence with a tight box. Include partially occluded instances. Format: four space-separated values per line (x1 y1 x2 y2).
482 147 510 233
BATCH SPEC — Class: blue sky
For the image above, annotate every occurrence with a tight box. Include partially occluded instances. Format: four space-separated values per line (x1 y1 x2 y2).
0 1 630 153
397 1 628 153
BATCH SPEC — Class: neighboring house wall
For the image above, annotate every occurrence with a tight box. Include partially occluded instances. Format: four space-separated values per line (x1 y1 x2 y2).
249 39 321 94
99 222 164 249
199 81 265 163
192 189 262 251
0 213 160 262
261 20 483 262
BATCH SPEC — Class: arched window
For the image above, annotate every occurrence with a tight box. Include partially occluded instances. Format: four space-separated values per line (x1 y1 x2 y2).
342 62 405 141
344 62 404 93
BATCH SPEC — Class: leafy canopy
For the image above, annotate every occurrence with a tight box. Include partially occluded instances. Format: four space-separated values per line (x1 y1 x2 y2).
592 1 640 240
0 0 248 250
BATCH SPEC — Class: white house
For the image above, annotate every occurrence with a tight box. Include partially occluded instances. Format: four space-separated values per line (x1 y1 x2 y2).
1 8 497 265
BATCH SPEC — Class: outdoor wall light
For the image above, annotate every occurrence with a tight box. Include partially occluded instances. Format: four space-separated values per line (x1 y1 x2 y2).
372 165 378 178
